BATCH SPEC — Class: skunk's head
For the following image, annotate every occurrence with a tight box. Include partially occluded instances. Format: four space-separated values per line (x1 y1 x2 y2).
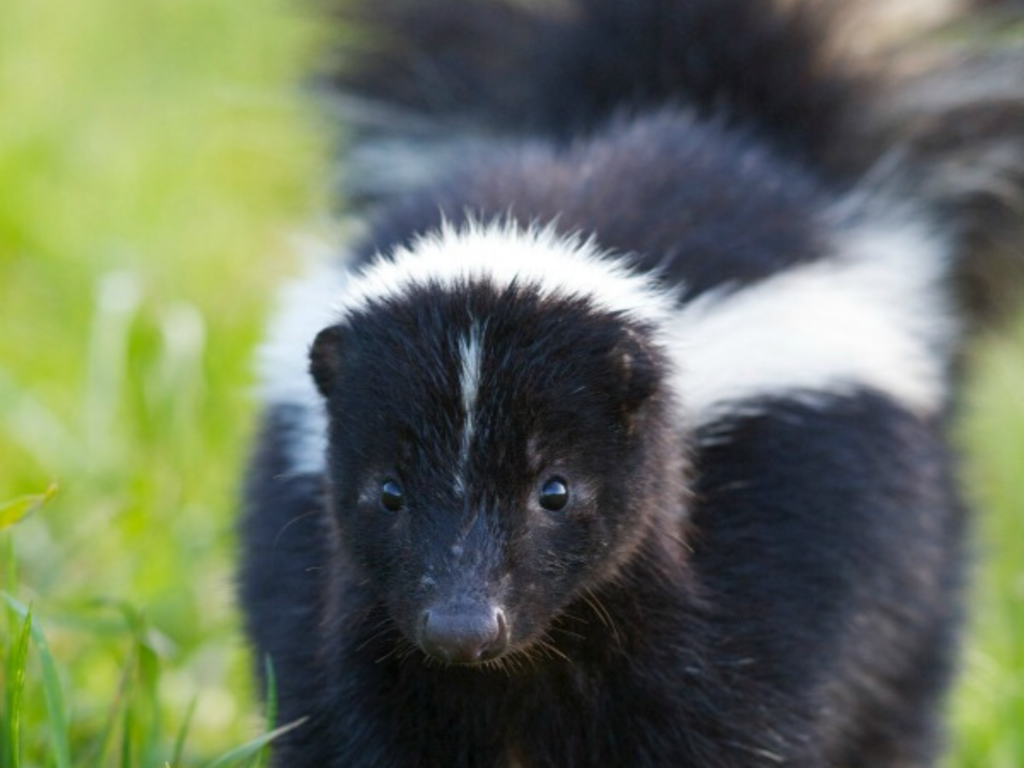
309 223 686 665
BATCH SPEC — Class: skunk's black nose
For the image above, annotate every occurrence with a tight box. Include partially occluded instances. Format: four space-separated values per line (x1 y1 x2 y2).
418 604 508 664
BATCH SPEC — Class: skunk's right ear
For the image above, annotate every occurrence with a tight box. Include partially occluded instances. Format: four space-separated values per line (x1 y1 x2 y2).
309 324 347 399
610 326 662 417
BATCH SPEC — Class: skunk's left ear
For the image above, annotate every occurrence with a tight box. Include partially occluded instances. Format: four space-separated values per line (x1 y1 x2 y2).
612 327 662 414
309 324 348 399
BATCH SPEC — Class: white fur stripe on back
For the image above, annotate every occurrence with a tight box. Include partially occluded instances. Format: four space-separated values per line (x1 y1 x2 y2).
673 214 955 426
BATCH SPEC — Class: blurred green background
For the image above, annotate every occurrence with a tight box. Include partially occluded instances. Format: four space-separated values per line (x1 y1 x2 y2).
0 0 1021 765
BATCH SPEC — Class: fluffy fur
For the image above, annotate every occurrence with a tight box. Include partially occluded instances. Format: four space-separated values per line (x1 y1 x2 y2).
240 1 1024 766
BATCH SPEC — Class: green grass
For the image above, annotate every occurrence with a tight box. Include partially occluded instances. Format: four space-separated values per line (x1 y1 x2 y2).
0 0 1022 764
0 0 323 762
949 337 1024 768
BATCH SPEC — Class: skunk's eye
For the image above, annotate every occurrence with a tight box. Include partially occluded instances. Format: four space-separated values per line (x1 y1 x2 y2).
539 477 569 511
380 479 405 511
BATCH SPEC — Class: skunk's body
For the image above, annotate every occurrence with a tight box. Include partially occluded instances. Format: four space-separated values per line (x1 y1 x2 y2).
240 1 1024 766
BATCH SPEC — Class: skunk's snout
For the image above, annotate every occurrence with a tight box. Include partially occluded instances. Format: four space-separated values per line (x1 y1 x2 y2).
418 603 508 664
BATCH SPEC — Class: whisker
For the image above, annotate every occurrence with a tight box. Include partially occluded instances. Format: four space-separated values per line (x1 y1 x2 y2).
271 509 323 550
534 636 570 664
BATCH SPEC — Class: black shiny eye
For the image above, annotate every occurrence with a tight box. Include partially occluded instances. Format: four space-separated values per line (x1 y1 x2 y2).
380 479 404 511
539 477 569 511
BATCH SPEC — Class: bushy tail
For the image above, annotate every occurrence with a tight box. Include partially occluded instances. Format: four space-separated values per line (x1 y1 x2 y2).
325 0 867 185
325 0 1024 326
868 44 1024 323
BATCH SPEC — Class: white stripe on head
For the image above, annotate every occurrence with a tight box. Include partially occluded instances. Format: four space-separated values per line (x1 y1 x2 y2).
455 323 485 493
673 211 957 428
337 219 677 328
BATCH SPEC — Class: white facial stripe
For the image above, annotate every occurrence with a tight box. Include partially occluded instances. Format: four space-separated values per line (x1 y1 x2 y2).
456 325 485 493
338 219 677 328
672 215 956 426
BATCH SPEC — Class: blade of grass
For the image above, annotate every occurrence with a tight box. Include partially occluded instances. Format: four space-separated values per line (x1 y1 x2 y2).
169 697 198 768
252 656 277 768
81 642 136 767
84 271 141 469
134 632 163 768
103 601 168 768
2 595 71 768
0 483 57 531
3 608 32 768
198 718 308 768
1 539 17 768
121 699 135 768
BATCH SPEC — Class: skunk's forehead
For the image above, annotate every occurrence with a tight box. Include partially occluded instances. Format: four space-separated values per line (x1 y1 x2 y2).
331 220 675 425
333 271 656 430
323 260 665 499
332 293 643 478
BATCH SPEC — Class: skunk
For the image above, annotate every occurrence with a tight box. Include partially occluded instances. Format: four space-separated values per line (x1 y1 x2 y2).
239 1 1024 765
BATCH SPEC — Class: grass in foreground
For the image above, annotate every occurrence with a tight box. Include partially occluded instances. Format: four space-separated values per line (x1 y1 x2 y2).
0 0 323 761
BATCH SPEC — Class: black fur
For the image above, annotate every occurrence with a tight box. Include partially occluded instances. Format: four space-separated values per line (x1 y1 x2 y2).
240 1 1024 766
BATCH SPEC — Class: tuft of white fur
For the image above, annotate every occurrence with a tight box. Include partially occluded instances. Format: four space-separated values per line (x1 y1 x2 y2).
672 211 957 427
338 220 678 328
257 240 350 474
